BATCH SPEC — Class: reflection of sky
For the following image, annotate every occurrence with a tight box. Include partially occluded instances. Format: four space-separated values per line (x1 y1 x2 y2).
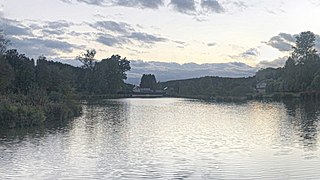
2 0 320 67
2 99 320 178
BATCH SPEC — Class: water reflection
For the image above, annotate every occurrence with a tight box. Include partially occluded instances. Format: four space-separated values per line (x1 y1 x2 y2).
2 98 320 179
282 100 320 151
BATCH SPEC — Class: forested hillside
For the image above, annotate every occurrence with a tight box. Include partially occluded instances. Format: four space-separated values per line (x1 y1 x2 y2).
160 76 256 98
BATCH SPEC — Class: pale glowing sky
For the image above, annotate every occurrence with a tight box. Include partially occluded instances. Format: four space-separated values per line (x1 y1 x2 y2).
1 0 320 66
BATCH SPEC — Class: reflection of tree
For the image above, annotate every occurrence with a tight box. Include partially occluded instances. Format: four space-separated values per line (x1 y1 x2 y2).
283 99 320 151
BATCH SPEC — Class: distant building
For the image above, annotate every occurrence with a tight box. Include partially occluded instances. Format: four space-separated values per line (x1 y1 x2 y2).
133 86 154 93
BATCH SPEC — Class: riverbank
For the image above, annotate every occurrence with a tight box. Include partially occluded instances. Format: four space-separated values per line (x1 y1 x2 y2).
166 91 320 102
0 93 82 129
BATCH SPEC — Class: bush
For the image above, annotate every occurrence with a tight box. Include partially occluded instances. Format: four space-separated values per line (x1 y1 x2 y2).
0 100 45 128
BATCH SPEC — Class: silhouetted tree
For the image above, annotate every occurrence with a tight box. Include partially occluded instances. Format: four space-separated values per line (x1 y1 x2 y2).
92 55 131 94
140 74 157 90
292 31 317 65
0 30 10 55
5 49 36 94
76 49 96 70
0 55 14 93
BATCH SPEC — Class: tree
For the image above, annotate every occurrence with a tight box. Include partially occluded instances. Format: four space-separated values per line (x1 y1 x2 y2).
140 74 157 90
292 31 317 64
311 74 320 90
76 49 96 70
92 55 131 94
0 32 13 92
0 56 14 93
0 30 10 55
5 49 36 94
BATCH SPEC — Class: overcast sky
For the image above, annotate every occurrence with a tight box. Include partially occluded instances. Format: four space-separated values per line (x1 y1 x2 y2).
1 0 320 67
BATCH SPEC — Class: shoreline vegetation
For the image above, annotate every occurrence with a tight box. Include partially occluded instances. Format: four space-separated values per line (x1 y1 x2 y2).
2 31 320 128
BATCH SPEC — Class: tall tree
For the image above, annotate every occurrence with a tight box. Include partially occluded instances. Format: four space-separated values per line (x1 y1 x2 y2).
76 49 96 70
140 74 157 90
0 30 10 55
0 32 13 92
292 31 317 64
92 55 130 94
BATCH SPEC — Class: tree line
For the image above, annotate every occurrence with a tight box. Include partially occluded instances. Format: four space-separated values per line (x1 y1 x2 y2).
0 34 131 128
257 31 320 93
159 31 320 100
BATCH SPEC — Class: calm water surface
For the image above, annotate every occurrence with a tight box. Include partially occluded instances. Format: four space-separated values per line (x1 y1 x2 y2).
1 98 320 179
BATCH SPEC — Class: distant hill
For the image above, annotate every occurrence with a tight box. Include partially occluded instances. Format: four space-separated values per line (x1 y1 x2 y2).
126 60 257 85
52 59 258 85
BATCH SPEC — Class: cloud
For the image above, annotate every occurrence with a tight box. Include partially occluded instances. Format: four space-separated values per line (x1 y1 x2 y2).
126 60 257 84
44 20 72 29
0 19 33 36
240 48 259 58
96 34 128 47
125 32 167 44
265 32 320 52
201 0 224 13
256 56 288 69
61 0 248 15
115 0 164 9
207 42 216 47
9 37 82 57
265 33 295 52
42 29 65 36
90 20 168 47
169 0 196 14
0 18 83 58
90 20 133 34
63 0 164 9
229 47 260 61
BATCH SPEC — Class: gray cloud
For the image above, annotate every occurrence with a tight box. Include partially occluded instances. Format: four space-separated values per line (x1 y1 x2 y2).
63 0 164 9
169 0 196 14
0 19 33 36
96 34 129 47
42 29 65 36
256 56 288 69
126 60 257 84
265 33 295 52
265 32 320 52
115 0 164 9
44 20 72 29
201 0 224 13
207 42 216 47
240 48 259 58
9 37 82 57
90 20 168 47
76 0 105 6
1 18 83 58
40 21 75 37
90 20 133 34
125 32 167 44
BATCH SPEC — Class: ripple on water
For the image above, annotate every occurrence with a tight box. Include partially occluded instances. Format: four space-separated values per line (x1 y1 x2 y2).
1 98 320 179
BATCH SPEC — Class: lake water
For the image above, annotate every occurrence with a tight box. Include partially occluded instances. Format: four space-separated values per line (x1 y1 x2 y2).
1 98 320 179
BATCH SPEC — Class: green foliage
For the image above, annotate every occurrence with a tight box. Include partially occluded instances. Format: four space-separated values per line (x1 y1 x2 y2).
0 98 46 128
140 74 157 90
76 49 97 71
311 75 320 90
5 49 36 94
92 55 131 94
0 46 131 128
260 31 320 94
292 31 317 64
0 56 14 93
